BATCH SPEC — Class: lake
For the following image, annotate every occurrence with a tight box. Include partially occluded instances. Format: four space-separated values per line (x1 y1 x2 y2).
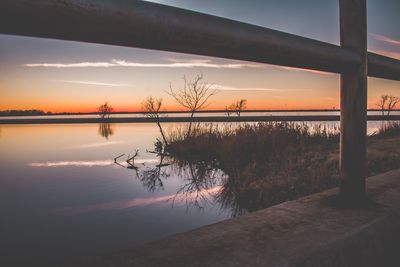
0 119 393 265
1 110 400 120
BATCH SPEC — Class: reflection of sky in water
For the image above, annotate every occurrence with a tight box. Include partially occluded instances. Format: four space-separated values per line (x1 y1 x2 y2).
60 186 222 213
0 121 391 265
29 159 159 167
0 123 229 266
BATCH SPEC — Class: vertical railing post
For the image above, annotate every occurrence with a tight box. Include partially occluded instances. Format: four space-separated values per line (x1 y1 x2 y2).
339 0 368 203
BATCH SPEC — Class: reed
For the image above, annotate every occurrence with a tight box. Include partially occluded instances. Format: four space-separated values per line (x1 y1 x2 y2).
162 122 400 215
374 121 400 138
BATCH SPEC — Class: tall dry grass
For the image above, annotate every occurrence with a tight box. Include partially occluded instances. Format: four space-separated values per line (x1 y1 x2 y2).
373 121 400 138
161 121 400 216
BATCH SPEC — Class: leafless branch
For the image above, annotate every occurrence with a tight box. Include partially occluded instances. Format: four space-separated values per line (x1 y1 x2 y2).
142 97 168 145
167 74 218 136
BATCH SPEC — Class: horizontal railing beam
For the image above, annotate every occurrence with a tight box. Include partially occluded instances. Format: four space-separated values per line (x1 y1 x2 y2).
0 0 399 81
368 53 400 81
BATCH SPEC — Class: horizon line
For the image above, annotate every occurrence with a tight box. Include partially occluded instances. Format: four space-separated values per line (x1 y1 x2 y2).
1 108 400 116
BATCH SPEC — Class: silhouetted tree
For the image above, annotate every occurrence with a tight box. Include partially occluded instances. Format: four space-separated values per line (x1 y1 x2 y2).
376 95 389 116
168 74 217 137
225 106 232 117
376 94 399 116
142 96 168 146
97 102 114 118
387 95 399 115
227 99 247 117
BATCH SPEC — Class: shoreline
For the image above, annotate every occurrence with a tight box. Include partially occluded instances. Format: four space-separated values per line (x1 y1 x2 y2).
1 115 400 125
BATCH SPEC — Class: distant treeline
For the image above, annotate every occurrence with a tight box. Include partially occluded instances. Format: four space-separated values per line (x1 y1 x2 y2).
0 109 51 116
0 109 88 116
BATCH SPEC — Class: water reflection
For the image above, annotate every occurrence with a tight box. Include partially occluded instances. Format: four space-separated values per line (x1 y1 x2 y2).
165 158 280 217
30 160 114 167
133 153 231 213
1 123 232 266
2 120 398 266
64 194 174 213
98 123 114 139
170 159 224 210
139 155 170 192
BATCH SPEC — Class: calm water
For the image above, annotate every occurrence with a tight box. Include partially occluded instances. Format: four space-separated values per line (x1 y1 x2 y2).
0 123 232 266
1 110 400 120
0 120 390 265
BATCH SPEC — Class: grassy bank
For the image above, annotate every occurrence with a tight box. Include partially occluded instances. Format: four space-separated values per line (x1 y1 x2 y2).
164 121 400 215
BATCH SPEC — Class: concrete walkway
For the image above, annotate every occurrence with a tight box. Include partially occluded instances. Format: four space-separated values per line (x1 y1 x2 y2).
90 169 400 267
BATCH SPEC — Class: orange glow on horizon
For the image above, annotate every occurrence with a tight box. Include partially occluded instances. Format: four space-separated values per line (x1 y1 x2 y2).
1 100 393 113
0 96 341 112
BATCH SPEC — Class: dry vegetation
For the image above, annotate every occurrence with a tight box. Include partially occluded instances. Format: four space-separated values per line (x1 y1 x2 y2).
162 121 400 215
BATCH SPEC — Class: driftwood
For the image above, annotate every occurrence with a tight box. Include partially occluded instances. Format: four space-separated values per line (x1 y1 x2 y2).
126 149 139 164
156 163 170 168
114 153 125 163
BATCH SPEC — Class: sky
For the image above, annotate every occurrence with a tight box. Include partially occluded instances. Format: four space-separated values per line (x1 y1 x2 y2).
0 0 399 112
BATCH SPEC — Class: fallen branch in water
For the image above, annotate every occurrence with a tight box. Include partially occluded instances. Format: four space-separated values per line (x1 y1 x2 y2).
127 149 139 164
114 153 125 163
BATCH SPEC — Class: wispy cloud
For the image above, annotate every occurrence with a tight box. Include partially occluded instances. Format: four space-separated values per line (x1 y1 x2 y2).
369 32 400 46
278 66 333 75
56 80 129 87
215 84 284 92
25 58 262 69
24 57 340 75
24 57 338 75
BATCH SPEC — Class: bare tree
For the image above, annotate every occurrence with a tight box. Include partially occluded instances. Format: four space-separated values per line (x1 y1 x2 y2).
142 96 168 146
376 94 399 116
387 95 399 115
168 74 217 137
376 95 389 116
227 99 247 117
97 102 114 119
225 106 232 117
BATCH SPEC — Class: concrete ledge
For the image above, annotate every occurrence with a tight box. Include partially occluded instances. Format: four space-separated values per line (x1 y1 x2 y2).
92 169 400 267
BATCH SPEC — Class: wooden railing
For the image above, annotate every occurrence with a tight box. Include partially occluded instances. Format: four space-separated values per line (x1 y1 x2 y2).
1 0 399 203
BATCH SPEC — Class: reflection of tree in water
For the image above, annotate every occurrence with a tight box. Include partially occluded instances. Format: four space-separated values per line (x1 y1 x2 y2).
139 155 170 192
170 159 225 210
98 123 114 139
118 146 272 217
169 159 268 217
137 153 258 216
216 172 258 217
137 153 225 210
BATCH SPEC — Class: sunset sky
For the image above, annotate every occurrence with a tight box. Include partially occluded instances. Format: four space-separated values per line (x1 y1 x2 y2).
0 0 399 112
